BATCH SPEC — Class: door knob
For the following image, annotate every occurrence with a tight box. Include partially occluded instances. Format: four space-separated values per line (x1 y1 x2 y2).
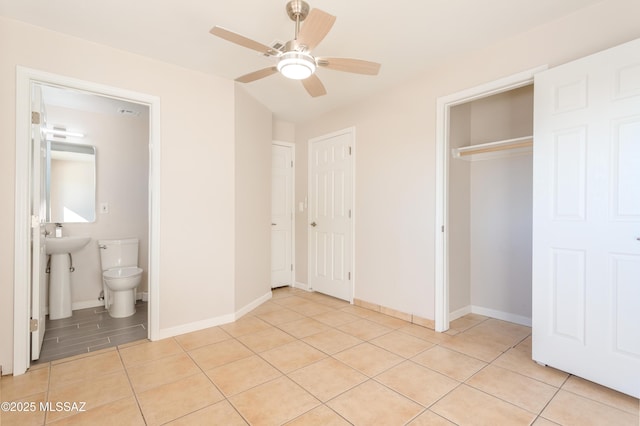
271 223 277 226
310 222 317 227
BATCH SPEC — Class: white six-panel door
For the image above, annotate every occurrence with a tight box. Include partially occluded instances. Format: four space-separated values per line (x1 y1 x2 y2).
31 83 47 361
532 38 640 397
271 143 294 288
308 129 353 301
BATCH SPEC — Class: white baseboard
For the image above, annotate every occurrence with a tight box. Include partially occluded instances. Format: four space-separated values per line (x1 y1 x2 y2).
449 305 531 327
71 299 104 311
471 305 532 327
294 281 311 292
449 305 472 321
235 291 273 319
156 290 273 340
157 312 236 340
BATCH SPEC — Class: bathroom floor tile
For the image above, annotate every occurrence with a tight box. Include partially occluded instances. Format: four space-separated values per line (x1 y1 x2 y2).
327 380 423 425
431 384 536 425
229 376 320 426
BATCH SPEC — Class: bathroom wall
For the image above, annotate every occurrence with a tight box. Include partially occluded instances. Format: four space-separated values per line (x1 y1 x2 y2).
45 103 149 309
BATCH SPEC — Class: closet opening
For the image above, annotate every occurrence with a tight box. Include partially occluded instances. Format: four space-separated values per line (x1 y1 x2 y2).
446 84 534 329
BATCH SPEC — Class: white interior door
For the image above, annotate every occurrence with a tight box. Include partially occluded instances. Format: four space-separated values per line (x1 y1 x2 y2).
271 143 294 288
31 83 47 361
532 38 640 397
308 129 353 301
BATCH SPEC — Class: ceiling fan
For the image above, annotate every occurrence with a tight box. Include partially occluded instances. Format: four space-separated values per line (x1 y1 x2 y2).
209 0 381 97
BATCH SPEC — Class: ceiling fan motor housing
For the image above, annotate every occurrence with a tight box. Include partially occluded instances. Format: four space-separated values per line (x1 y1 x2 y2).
286 0 310 21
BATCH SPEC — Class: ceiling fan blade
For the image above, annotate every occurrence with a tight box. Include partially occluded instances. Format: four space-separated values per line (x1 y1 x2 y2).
301 74 327 97
235 67 278 83
210 26 279 56
317 58 381 75
297 9 336 50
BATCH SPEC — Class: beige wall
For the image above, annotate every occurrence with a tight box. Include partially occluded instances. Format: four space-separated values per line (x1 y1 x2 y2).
45 105 149 308
294 0 640 320
0 17 237 373
468 86 533 319
234 86 272 310
448 103 471 313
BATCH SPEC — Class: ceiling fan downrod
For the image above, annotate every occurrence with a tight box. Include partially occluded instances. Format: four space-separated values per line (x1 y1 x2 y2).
286 0 310 39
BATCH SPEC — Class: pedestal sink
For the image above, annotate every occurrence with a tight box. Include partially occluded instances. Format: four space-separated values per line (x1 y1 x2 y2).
45 236 91 320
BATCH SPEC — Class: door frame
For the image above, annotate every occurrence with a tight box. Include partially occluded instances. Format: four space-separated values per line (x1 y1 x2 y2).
434 66 546 332
272 140 296 288
13 67 161 375
307 127 355 302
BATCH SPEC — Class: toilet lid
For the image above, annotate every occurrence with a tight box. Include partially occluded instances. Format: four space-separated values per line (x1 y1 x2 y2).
104 266 142 279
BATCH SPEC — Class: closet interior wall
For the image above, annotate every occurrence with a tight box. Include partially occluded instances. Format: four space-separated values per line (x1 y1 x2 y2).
448 85 534 324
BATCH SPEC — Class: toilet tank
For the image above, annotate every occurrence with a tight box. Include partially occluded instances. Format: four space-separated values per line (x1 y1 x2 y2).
98 238 139 270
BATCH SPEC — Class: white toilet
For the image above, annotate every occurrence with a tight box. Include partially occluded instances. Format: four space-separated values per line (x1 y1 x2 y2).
98 238 143 318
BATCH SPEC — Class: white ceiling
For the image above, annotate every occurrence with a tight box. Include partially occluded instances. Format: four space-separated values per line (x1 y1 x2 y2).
0 0 603 123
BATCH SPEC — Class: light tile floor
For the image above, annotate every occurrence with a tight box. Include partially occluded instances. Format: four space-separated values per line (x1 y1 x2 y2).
2 287 638 425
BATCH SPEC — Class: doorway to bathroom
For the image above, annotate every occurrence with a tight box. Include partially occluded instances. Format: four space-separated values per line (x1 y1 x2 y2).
13 68 161 374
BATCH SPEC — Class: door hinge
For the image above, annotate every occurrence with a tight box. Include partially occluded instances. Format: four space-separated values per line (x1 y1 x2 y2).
348 146 352 155
31 111 40 125
30 319 38 332
348 272 351 280
291 264 293 271
291 160 294 168
441 225 444 232
348 209 352 218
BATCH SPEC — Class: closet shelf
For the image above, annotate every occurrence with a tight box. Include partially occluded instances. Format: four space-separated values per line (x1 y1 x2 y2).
452 136 533 161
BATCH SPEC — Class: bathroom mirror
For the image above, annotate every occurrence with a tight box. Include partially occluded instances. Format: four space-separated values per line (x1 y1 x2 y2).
46 141 96 223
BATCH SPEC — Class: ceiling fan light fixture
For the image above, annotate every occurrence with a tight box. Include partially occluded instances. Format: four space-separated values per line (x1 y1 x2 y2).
277 51 316 80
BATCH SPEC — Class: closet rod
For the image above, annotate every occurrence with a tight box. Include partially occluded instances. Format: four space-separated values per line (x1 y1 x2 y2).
458 139 532 156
